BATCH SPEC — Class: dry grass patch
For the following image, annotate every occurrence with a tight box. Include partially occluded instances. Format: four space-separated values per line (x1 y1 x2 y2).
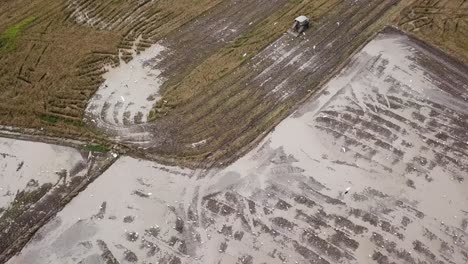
396 0 468 63
0 0 220 143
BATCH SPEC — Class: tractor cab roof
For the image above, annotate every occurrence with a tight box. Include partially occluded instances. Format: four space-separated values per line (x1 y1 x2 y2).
295 15 309 23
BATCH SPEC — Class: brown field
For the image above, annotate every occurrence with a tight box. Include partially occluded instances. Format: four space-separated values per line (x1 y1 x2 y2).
0 0 407 166
1 0 468 263
0 0 223 145
1 0 467 167
141 0 407 165
396 0 468 63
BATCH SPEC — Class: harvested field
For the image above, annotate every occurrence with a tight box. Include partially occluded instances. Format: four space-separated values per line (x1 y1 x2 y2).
0 0 230 143
396 0 468 63
9 28 468 264
1 0 466 166
84 0 290 139
0 137 116 263
85 0 407 164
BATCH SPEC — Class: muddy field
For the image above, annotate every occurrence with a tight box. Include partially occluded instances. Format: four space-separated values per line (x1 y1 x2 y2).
0 137 88 212
1 0 467 167
85 0 407 164
0 0 419 167
0 138 116 263
8 29 468 264
84 0 290 141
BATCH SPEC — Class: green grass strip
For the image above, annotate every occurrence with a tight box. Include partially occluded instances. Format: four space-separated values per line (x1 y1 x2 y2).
83 144 109 153
0 16 37 53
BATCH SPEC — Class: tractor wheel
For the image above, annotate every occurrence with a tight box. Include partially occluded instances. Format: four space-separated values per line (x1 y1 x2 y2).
291 21 299 30
298 25 305 34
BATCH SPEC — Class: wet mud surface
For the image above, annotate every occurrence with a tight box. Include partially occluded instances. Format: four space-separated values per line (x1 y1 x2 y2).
0 138 88 211
9 29 468 264
0 138 116 263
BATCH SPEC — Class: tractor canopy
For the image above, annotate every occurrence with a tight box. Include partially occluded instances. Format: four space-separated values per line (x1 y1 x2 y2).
295 15 309 25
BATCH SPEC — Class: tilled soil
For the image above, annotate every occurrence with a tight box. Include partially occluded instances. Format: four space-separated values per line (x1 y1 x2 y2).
9 29 468 264
166 0 402 158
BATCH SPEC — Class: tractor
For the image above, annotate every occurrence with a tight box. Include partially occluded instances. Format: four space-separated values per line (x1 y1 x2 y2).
288 15 310 37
